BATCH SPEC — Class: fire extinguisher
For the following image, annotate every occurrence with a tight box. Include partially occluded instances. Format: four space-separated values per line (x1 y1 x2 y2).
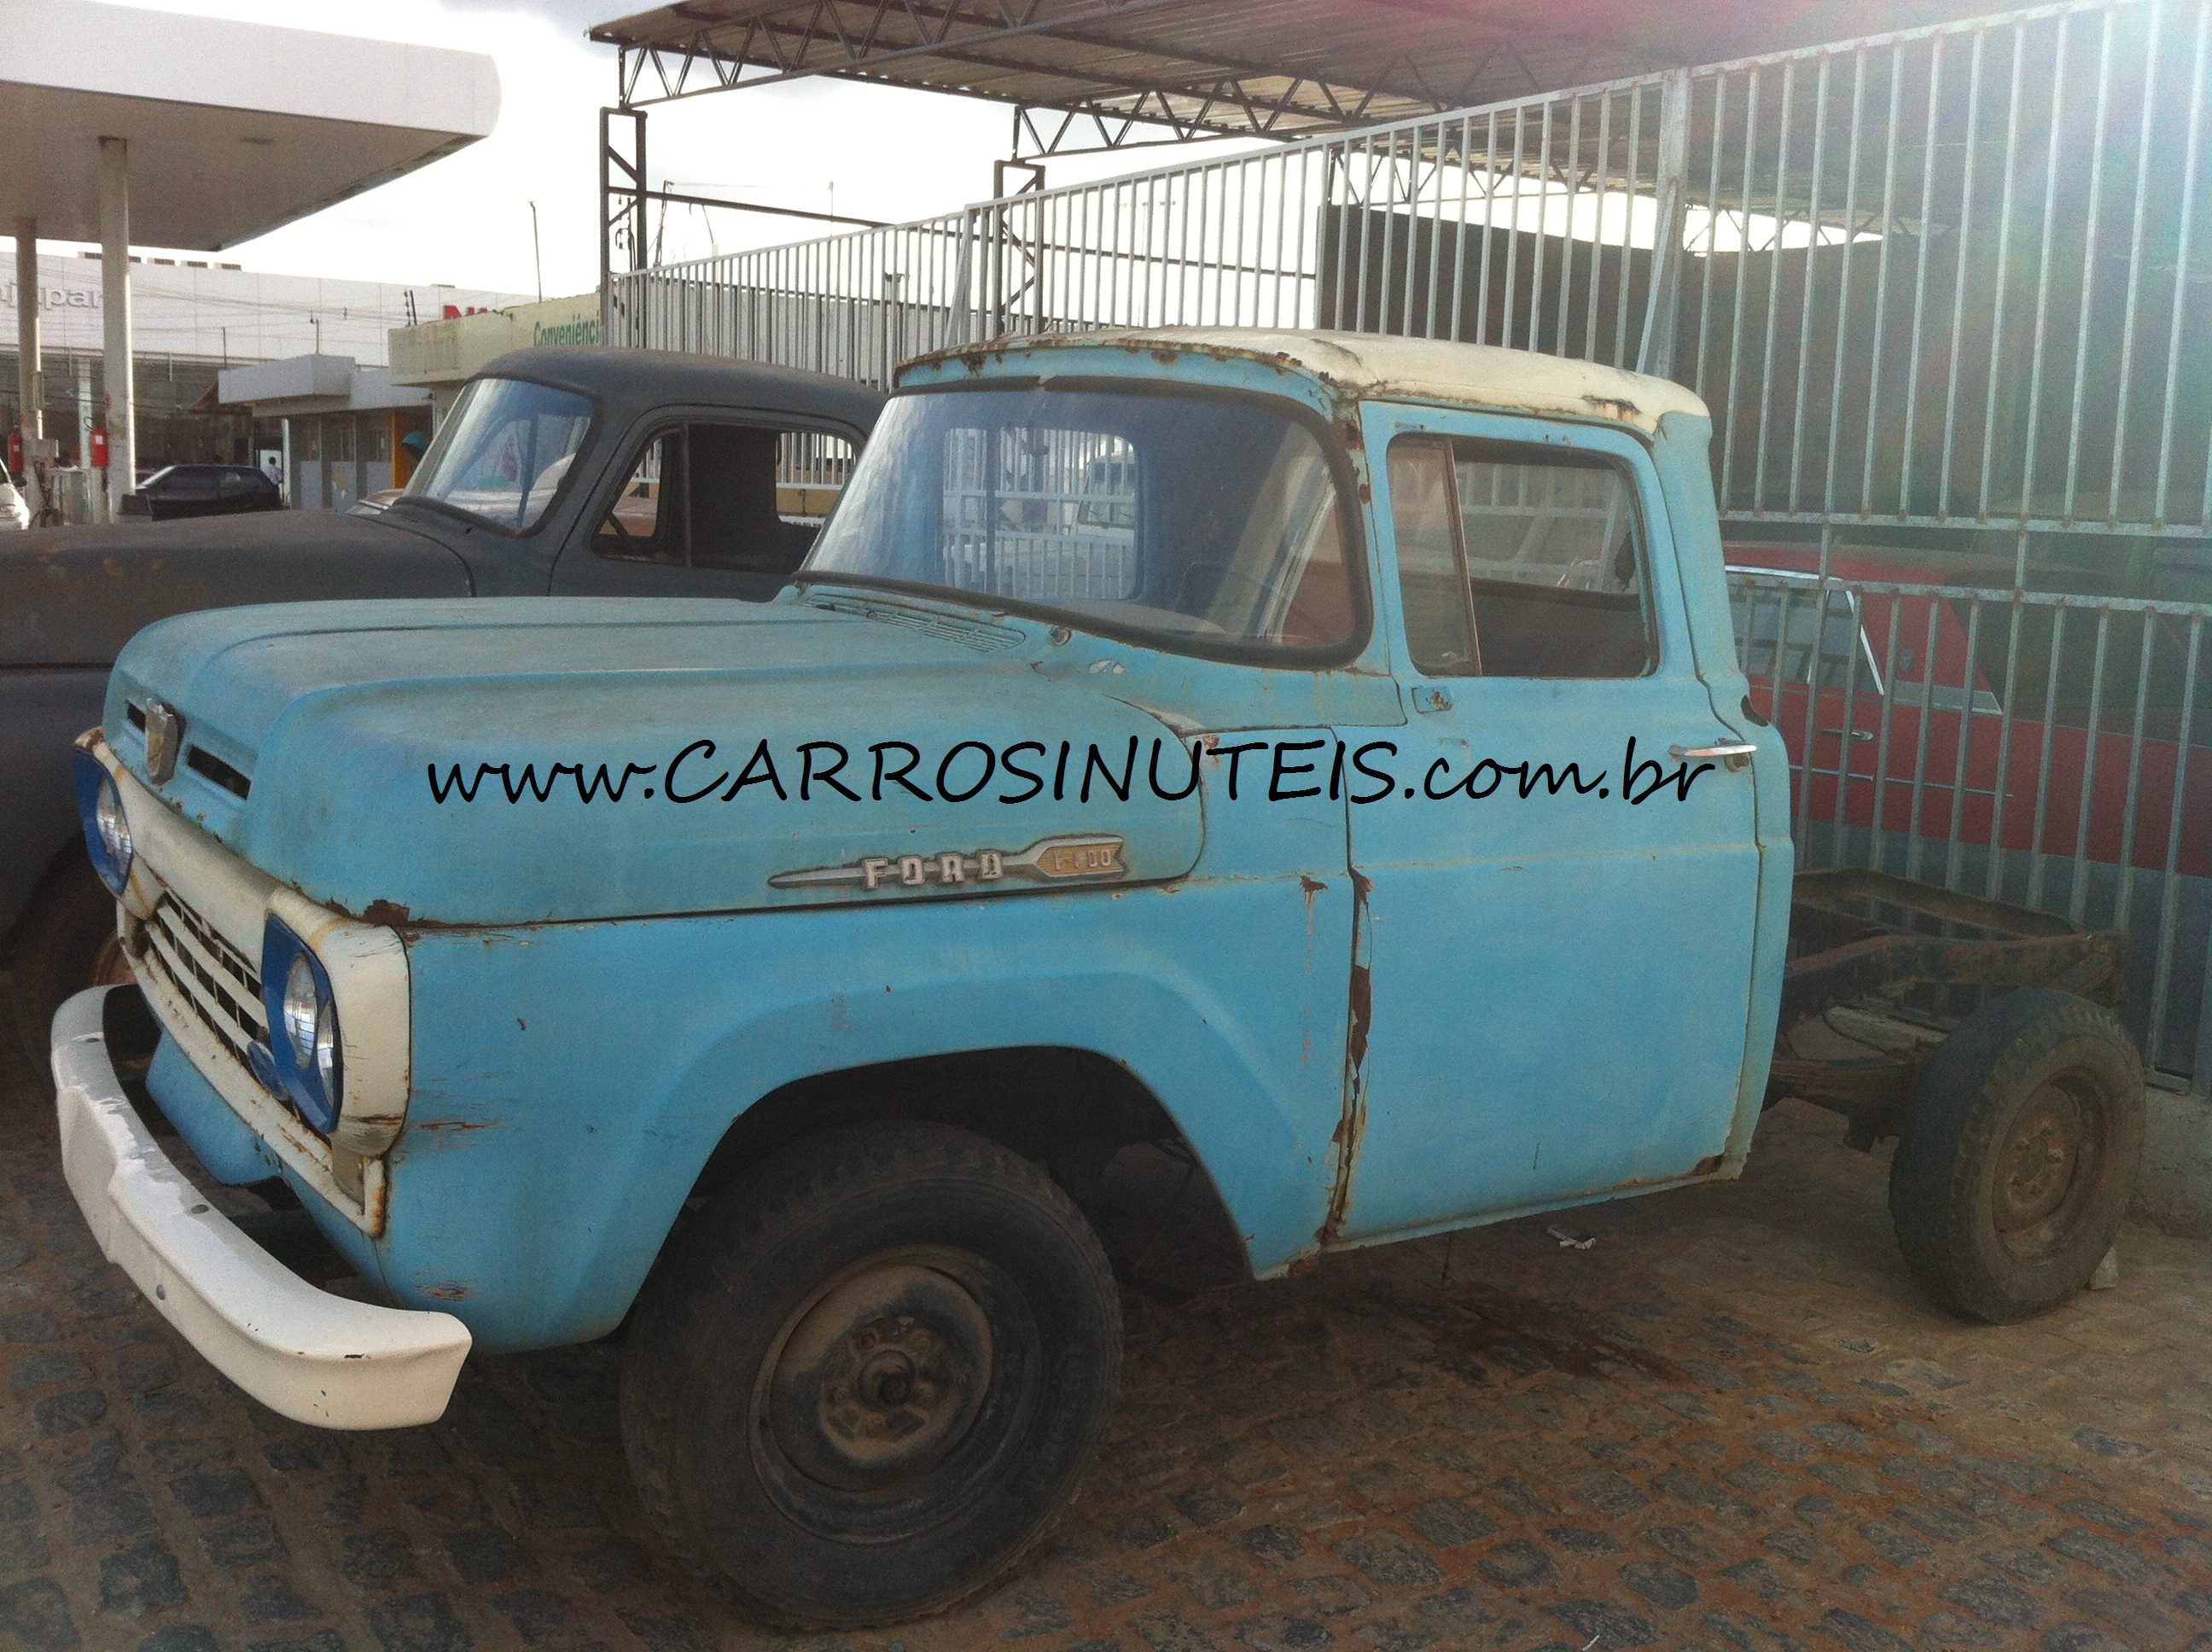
90 428 109 470
5 429 20 474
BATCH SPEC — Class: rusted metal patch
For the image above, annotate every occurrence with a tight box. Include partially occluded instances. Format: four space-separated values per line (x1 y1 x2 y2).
1318 872 1373 1248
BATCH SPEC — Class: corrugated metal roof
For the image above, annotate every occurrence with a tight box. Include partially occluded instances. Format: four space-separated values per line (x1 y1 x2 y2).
590 0 2003 131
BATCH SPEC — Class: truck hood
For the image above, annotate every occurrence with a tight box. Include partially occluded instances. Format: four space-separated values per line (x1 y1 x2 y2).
108 595 1204 925
2 512 473 667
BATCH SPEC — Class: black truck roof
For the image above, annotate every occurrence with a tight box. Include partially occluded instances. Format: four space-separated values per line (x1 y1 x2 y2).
480 346 884 433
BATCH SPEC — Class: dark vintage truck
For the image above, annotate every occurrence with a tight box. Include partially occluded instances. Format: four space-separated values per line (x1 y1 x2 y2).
1 346 880 1056
54 329 2143 1628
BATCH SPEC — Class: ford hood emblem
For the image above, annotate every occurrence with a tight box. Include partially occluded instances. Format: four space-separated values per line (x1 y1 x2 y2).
143 700 183 783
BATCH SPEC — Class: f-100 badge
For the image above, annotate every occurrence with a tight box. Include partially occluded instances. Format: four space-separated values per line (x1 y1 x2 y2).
769 834 1126 892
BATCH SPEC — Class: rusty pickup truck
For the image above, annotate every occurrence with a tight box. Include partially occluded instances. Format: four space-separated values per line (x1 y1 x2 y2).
54 329 2141 1627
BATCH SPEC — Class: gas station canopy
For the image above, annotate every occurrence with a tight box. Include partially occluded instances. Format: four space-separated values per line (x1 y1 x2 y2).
0 0 500 249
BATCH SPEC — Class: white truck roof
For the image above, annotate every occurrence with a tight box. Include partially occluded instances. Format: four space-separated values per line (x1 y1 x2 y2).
916 328 1710 433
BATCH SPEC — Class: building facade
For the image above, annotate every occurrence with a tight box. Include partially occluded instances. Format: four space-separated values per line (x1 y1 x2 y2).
1 248 521 483
387 291 601 421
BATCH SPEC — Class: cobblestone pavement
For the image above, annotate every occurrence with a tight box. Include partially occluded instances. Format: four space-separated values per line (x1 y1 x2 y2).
3 1025 2210 1652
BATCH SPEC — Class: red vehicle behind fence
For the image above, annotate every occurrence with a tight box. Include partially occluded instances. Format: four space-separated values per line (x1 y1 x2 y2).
1726 547 2210 886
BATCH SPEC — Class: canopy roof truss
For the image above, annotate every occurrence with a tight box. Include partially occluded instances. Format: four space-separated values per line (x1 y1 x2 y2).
592 0 1635 139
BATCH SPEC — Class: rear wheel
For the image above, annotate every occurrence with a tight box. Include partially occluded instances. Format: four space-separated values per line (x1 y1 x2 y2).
9 861 131 1066
620 1120 1121 1628
1889 988 2143 1323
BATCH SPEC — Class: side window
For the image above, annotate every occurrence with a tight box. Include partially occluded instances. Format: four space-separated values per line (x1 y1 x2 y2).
1453 443 1653 678
775 431 857 529
1388 439 1479 673
1388 436 1656 678
1729 583 1883 695
597 433 680 565
597 424 853 576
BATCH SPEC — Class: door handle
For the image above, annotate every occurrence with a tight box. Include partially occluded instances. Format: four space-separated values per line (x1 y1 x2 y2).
1670 740 1758 772
1818 727 1877 742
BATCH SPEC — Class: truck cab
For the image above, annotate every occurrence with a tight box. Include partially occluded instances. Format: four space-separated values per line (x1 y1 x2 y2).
56 329 1796 1627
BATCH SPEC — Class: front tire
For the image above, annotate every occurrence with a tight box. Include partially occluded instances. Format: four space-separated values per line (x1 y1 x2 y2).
9 860 131 1066
1889 988 2144 1323
620 1120 1122 1629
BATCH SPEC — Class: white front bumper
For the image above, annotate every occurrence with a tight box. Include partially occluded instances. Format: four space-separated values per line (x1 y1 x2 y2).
51 986 469 1430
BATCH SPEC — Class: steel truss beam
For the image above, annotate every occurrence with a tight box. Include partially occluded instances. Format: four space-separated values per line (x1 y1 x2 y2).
1012 105 1233 156
607 0 1194 107
598 0 1482 139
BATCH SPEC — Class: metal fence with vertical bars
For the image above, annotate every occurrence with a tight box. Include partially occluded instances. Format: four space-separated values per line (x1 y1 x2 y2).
609 0 2212 1090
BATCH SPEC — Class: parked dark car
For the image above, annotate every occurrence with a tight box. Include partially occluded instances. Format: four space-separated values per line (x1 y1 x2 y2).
1 346 882 1056
120 465 285 521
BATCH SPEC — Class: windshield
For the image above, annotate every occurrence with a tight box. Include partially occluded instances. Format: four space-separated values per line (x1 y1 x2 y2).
803 384 1359 654
406 376 592 532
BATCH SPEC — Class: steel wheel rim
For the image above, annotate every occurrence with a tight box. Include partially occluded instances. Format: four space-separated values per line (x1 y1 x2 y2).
749 1244 1037 1543
1992 1071 2108 1265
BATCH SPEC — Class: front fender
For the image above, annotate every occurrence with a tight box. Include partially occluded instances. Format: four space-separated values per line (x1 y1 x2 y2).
367 872 1350 1349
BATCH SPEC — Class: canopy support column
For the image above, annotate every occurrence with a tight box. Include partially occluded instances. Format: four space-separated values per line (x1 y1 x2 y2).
98 136 134 522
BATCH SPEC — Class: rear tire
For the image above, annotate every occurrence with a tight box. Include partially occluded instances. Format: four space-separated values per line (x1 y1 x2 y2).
9 861 130 1066
1889 988 2143 1323
620 1120 1121 1629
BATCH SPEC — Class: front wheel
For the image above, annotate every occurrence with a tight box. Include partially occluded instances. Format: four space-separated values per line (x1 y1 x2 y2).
620 1120 1122 1629
1889 988 2144 1323
9 860 132 1066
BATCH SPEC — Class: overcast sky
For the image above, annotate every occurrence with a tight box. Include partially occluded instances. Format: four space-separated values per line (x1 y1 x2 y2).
22 0 1256 301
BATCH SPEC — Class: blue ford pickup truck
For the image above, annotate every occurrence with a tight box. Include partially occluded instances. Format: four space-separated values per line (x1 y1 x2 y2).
52 330 2143 1628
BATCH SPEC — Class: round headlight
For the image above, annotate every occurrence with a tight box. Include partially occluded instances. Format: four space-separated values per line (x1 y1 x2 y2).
312 998 341 1096
282 952 320 1066
95 776 132 870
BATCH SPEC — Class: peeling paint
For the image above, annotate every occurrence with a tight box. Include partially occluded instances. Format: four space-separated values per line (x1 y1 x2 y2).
1318 872 1374 1248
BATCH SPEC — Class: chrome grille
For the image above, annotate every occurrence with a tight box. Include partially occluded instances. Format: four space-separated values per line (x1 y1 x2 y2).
137 894 264 1074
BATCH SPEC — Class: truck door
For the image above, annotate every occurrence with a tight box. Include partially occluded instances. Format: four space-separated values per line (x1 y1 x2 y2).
1336 406 1765 1241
